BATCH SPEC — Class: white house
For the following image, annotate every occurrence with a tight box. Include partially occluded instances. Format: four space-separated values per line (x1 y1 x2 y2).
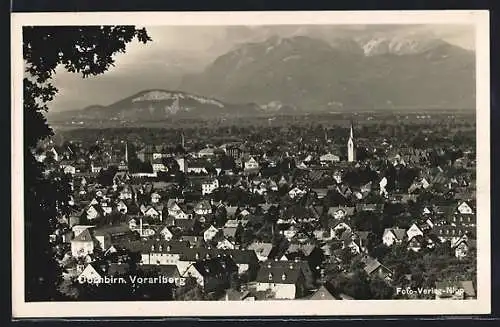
320 153 340 164
244 157 260 171
62 164 76 175
159 226 174 241
86 205 102 220
406 223 424 240
217 238 236 250
248 242 273 262
116 200 128 214
457 201 474 215
255 262 306 299
152 161 167 173
382 228 406 246
194 201 212 215
203 225 219 242
288 187 306 199
202 179 219 195
71 229 95 257
151 192 161 204
144 206 162 221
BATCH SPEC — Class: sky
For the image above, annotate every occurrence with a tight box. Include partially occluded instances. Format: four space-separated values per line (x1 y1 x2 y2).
47 24 475 112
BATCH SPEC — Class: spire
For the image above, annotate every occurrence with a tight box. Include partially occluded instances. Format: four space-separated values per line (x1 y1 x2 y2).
347 120 356 163
125 142 128 163
181 131 185 149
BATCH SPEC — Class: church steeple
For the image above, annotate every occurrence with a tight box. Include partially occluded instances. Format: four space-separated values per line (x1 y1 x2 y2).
347 121 356 162
125 142 129 163
181 131 185 149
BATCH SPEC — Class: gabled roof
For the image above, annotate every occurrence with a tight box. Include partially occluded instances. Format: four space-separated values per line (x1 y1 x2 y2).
191 255 238 277
248 242 273 257
310 285 337 300
256 261 303 284
286 243 316 257
72 229 93 242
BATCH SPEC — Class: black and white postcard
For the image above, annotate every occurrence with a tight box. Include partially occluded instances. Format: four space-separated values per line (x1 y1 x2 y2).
11 10 490 317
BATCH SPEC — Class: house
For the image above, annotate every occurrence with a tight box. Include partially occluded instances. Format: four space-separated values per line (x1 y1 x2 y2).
450 214 476 227
182 255 238 293
309 285 337 300
435 225 472 243
362 256 393 281
340 230 362 254
62 163 76 175
86 205 103 220
159 226 174 241
406 223 424 240
285 243 324 275
217 238 237 250
452 237 476 259
222 219 241 241
319 153 340 164
144 206 163 221
422 206 433 215
288 187 306 199
435 280 476 300
382 228 406 246
203 225 219 242
152 159 167 173
244 157 260 171
202 179 219 195
283 225 298 240
134 240 190 266
407 235 425 252
457 201 474 215
168 202 191 220
194 200 212 215
151 192 161 204
116 200 129 214
93 224 131 251
118 186 134 200
71 229 95 257
330 221 353 240
255 260 306 299
198 147 216 158
248 242 273 262
327 206 355 220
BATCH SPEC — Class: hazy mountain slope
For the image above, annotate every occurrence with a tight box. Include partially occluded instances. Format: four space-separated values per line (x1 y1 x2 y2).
180 35 475 110
47 89 261 121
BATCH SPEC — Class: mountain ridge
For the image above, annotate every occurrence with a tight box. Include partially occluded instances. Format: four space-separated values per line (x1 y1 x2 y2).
179 35 475 110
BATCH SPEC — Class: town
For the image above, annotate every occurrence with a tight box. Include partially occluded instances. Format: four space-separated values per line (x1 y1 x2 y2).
39 111 477 301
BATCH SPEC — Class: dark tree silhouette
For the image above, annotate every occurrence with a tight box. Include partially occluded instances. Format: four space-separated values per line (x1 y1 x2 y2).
23 26 151 301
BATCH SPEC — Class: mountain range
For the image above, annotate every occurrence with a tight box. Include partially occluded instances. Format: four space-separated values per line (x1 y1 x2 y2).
179 35 475 111
48 89 262 121
48 34 475 122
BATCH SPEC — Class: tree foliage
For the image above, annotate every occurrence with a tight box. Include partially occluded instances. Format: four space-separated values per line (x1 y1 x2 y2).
23 26 151 301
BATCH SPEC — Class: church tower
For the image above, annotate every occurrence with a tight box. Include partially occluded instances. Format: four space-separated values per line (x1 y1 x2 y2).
347 122 356 162
125 142 129 163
